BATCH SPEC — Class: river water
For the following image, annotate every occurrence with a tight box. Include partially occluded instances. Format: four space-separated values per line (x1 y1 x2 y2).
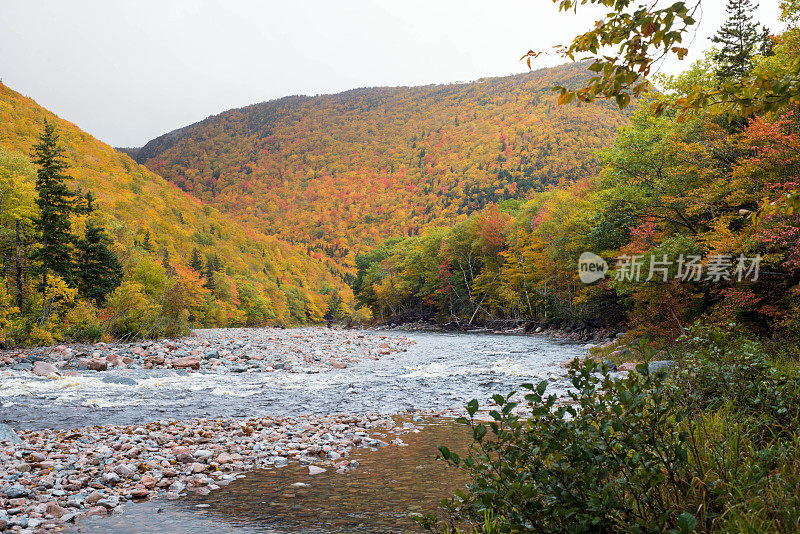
0 330 586 532
71 418 472 534
0 331 583 430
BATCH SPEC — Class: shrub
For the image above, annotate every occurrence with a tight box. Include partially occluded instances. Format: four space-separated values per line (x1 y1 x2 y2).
63 300 105 342
426 329 800 534
106 280 162 340
675 325 800 441
423 360 703 534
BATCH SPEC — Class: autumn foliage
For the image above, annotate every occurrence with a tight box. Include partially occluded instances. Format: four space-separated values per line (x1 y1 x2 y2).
136 63 630 268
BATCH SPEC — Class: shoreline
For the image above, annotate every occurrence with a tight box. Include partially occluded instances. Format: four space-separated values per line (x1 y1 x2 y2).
0 326 599 532
0 327 414 378
375 319 624 344
0 413 425 531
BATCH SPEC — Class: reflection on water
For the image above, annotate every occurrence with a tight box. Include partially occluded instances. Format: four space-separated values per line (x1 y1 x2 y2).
71 419 471 533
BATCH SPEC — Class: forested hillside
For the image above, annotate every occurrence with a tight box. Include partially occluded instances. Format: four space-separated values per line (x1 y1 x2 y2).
354 48 800 340
135 63 631 265
0 82 354 345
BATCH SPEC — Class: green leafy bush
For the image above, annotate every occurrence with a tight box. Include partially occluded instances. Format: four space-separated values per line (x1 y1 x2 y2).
426 330 800 533
675 325 800 439
424 359 702 534
63 300 104 342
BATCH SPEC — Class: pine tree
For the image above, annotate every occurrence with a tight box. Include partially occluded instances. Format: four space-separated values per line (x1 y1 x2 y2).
205 257 216 291
76 222 123 305
190 248 203 273
711 0 768 80
84 191 95 213
141 229 153 251
30 120 77 291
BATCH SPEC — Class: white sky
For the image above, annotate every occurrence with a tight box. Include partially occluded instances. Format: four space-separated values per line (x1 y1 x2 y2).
0 0 782 148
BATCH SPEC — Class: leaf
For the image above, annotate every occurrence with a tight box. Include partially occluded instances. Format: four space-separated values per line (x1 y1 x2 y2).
467 399 479 417
677 512 697 533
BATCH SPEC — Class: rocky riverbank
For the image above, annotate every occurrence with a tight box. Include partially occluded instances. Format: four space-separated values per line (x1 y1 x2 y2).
0 327 414 377
383 320 622 344
0 413 421 532
0 328 421 531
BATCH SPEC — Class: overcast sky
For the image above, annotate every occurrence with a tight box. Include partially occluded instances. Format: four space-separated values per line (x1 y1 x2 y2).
0 0 782 148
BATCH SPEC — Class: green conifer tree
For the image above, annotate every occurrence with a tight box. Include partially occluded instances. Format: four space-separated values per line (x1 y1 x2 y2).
190 248 203 273
205 257 216 291
76 222 123 305
30 120 77 291
711 0 769 80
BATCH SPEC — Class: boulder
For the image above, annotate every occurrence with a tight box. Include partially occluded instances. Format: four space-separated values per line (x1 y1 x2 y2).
88 358 108 371
32 361 60 376
0 424 22 445
172 356 200 370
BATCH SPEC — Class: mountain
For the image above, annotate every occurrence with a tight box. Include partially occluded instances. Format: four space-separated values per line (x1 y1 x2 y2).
0 81 348 326
134 62 632 266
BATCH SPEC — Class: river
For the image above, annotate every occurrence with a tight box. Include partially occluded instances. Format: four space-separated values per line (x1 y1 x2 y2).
0 329 586 532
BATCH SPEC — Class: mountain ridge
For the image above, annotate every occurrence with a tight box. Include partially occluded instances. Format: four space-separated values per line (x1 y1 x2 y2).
133 62 633 267
0 81 349 326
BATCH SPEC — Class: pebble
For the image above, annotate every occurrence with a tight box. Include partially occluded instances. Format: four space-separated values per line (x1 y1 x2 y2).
0 413 419 530
0 327 415 377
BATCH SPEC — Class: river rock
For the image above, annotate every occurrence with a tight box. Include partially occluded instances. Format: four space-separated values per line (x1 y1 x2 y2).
97 495 120 509
174 448 195 463
172 356 200 370
32 360 60 376
308 465 327 475
129 485 151 499
84 506 108 517
101 375 137 386
114 464 135 477
3 484 29 498
0 424 22 445
88 358 108 371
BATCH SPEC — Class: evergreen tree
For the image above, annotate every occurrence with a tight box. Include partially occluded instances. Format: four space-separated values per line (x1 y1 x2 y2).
30 120 76 290
190 248 203 273
84 191 95 213
205 257 216 291
141 229 153 251
711 0 769 80
76 222 123 305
